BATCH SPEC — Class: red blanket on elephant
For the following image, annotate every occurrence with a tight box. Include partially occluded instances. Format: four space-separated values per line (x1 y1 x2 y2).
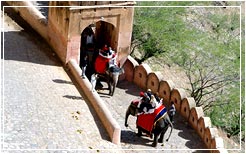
95 54 111 74
136 104 167 134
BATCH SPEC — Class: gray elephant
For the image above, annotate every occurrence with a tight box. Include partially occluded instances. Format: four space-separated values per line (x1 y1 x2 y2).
125 99 173 147
107 65 124 96
92 54 123 96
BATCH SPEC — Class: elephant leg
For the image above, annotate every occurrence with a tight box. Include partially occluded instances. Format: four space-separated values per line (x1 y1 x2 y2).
108 80 112 95
152 132 159 147
137 127 143 137
110 72 119 96
158 126 168 143
152 118 166 147
152 127 162 147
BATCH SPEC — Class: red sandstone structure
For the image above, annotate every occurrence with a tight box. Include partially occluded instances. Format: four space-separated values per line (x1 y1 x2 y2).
6 1 229 152
48 1 135 66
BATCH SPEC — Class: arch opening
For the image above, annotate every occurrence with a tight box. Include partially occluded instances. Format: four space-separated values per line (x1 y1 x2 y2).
79 21 117 78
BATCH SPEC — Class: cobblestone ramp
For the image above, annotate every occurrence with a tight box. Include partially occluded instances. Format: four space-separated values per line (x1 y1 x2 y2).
2 11 122 153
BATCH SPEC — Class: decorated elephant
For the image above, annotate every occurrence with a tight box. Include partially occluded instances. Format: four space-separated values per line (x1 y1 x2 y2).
125 99 173 147
94 51 124 96
108 65 124 95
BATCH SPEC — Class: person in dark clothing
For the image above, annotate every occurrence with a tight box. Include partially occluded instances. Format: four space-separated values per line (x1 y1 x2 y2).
80 53 88 78
169 102 176 123
137 90 156 115
146 89 152 99
154 92 161 103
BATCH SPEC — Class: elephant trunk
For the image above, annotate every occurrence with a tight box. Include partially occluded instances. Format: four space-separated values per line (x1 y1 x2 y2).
125 106 131 127
125 101 139 127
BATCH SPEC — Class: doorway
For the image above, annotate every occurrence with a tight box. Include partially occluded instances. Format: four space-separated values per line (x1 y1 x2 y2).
79 21 116 79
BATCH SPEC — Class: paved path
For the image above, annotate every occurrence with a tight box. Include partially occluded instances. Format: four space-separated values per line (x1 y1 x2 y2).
1 5 207 153
1 9 121 153
101 80 207 153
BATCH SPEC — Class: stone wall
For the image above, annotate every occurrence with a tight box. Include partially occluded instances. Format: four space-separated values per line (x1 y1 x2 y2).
123 56 227 153
48 1 134 65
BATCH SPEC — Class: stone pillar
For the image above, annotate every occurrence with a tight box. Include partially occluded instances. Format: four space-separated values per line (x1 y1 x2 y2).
188 107 204 130
123 56 139 82
147 71 163 94
180 97 196 120
133 64 152 90
197 117 212 139
204 127 219 149
170 88 186 111
158 80 175 105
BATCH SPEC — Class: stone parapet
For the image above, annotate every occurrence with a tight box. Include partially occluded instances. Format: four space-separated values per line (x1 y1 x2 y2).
204 127 220 149
122 55 139 82
180 97 196 120
210 137 225 153
67 59 121 145
146 71 163 94
170 88 187 110
123 56 228 153
197 117 212 139
158 80 175 104
133 64 152 90
189 107 204 131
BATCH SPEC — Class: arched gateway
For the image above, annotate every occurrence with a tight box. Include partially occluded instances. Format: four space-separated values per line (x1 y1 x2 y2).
48 1 135 67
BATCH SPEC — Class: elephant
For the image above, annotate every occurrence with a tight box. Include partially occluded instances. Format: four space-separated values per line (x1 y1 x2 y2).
94 65 123 96
92 52 124 96
107 65 124 96
125 99 173 147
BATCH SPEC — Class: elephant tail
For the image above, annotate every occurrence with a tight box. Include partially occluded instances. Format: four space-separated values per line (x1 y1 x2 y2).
166 117 173 142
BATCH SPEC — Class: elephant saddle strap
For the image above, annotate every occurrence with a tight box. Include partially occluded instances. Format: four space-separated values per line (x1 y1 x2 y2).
137 104 167 133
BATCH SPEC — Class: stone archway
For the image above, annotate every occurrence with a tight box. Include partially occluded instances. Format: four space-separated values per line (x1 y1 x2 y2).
79 21 117 77
95 21 116 50
80 21 116 51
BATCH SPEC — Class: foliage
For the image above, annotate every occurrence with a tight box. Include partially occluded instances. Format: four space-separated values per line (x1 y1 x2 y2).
131 1 244 140
132 4 187 61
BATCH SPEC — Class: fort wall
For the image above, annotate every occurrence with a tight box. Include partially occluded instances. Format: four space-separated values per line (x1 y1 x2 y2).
122 57 227 152
6 1 227 152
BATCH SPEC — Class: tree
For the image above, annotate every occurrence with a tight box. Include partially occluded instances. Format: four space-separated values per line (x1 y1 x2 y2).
130 4 187 63
177 49 240 111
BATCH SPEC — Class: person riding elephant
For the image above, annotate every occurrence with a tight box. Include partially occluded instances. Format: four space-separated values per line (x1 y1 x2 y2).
125 99 173 147
93 47 124 96
169 102 176 123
